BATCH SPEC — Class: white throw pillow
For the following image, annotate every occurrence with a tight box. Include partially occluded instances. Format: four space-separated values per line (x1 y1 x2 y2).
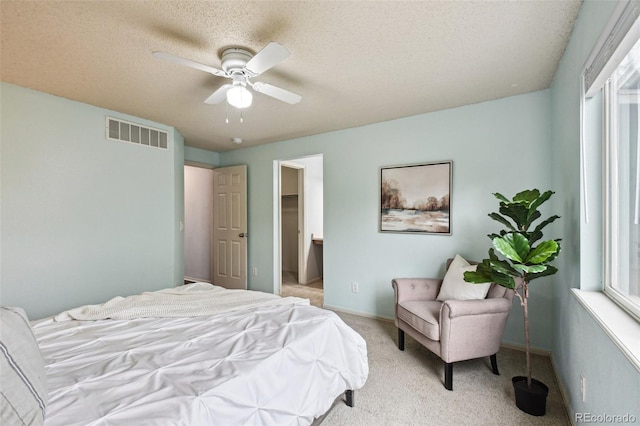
0 306 47 426
436 254 491 301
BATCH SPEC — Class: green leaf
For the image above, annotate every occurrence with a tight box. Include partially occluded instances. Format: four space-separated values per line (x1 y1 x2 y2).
487 248 520 275
475 258 495 275
544 240 562 262
493 192 510 203
488 248 499 261
488 213 516 231
513 264 547 274
524 210 541 230
467 252 519 289
532 215 560 235
491 272 517 289
500 204 529 229
528 190 554 214
493 233 530 262
528 265 558 281
490 259 519 276
528 230 544 245
525 240 559 264
513 189 540 206
463 259 493 283
463 270 492 284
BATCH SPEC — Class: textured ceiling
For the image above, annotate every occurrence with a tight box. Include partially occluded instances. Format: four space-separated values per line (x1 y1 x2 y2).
0 1 582 152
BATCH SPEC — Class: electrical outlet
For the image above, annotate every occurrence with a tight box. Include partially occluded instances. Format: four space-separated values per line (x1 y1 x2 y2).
351 282 359 293
580 373 586 402
252 267 258 276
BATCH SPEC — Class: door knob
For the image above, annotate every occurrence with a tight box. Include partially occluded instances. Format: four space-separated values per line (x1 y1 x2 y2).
239 233 247 238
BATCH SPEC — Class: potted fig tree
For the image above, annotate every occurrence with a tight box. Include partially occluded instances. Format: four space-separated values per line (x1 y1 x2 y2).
463 189 561 416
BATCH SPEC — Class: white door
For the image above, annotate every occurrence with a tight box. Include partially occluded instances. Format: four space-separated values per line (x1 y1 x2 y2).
212 165 247 289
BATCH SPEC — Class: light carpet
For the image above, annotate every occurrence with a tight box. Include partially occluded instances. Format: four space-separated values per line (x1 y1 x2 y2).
323 311 570 426
281 272 324 308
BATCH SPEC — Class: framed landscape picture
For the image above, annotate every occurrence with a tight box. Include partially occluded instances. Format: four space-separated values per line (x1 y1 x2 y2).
380 161 452 234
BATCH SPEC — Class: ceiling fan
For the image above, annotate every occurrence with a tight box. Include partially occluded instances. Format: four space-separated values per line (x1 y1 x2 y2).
153 42 301 109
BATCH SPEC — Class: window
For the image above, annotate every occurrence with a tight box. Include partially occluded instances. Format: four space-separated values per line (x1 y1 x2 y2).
582 1 640 321
604 37 640 320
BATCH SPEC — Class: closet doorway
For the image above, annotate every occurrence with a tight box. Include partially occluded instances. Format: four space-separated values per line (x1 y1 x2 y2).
280 163 304 284
277 155 324 307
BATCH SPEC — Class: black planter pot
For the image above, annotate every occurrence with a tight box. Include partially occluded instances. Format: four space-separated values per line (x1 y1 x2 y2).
512 376 549 416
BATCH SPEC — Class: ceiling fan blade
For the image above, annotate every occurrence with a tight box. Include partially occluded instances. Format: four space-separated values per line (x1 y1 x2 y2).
152 51 227 78
244 42 291 76
252 82 301 104
204 84 232 104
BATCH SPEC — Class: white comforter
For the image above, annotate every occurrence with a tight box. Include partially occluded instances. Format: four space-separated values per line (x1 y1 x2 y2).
53 283 310 321
32 287 369 426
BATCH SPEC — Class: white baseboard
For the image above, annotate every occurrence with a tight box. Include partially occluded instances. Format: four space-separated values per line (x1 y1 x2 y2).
499 341 551 356
323 308 556 355
550 355 575 425
323 305 394 322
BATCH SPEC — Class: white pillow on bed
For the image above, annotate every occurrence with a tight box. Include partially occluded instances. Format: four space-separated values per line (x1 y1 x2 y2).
436 254 491 301
0 306 47 426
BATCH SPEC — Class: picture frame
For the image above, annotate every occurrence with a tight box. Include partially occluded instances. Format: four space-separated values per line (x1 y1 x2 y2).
380 161 452 235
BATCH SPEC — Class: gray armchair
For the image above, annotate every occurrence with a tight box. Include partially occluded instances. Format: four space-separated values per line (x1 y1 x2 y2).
391 258 514 390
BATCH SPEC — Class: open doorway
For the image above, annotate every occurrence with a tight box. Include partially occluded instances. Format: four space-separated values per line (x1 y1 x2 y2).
280 163 304 284
184 165 214 284
184 164 248 289
277 155 324 307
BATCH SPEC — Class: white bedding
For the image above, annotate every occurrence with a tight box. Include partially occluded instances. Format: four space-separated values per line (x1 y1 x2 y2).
53 283 310 321
32 286 369 426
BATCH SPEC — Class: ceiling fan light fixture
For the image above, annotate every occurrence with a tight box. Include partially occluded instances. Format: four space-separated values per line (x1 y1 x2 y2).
226 85 253 109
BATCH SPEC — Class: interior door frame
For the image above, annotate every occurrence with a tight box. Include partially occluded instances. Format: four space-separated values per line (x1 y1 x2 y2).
277 161 306 292
183 162 215 284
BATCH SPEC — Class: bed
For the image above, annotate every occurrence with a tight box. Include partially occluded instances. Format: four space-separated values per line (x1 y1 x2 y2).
1 283 369 425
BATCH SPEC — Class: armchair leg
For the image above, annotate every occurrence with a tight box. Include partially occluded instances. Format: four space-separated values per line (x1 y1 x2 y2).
444 362 453 391
490 353 499 375
397 328 405 351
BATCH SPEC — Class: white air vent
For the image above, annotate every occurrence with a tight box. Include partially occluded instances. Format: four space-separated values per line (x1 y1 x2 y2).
106 116 168 150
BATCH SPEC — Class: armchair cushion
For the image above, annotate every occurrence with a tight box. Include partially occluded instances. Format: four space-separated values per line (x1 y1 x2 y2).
391 278 442 303
397 300 441 341
436 254 491 301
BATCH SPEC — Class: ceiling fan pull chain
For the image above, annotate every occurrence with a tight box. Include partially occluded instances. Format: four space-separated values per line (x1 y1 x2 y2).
240 109 244 123
225 102 229 124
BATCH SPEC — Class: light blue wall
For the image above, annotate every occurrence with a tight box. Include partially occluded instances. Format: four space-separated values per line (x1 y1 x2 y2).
550 0 640 419
185 145 219 167
0 83 185 320
220 90 554 350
